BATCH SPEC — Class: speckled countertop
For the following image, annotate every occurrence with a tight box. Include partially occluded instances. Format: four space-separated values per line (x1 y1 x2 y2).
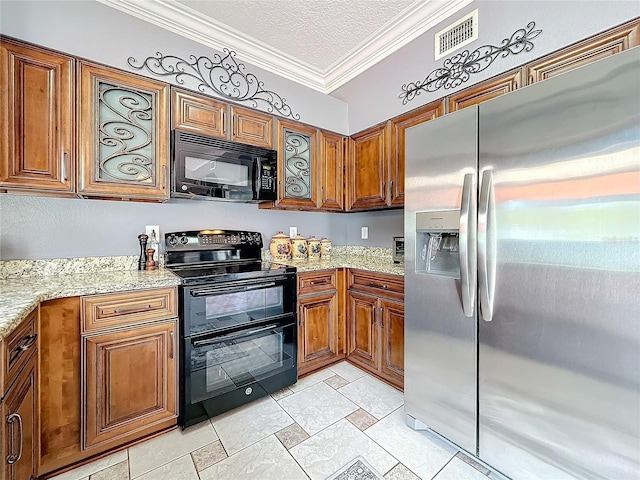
0 249 403 341
0 269 181 341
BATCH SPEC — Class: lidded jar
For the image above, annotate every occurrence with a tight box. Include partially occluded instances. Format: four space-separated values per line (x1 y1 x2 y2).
307 236 321 260
320 237 332 258
269 231 291 262
291 233 308 260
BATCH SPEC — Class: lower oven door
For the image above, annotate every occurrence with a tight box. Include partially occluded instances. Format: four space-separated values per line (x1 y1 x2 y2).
182 319 297 426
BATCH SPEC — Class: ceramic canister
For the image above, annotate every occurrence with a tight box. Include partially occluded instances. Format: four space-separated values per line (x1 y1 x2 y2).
307 236 321 260
320 237 332 258
269 231 291 262
291 233 308 260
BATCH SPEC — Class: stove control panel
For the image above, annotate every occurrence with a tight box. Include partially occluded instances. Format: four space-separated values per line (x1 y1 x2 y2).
165 230 263 250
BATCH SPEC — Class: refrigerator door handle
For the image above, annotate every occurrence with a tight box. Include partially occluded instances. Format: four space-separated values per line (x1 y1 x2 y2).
478 170 495 321
459 173 476 317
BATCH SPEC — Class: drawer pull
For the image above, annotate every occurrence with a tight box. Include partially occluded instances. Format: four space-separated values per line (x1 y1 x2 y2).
112 304 153 315
9 333 37 365
368 283 388 289
309 280 328 285
6 413 23 464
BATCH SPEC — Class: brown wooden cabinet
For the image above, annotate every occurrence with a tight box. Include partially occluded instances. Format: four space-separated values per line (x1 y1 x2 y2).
346 123 390 211
171 87 273 148
526 18 640 84
390 100 444 206
38 297 82 476
1 309 39 480
297 270 342 375
346 270 404 388
447 69 523 112
81 288 178 452
77 61 170 200
318 131 345 211
1 38 75 195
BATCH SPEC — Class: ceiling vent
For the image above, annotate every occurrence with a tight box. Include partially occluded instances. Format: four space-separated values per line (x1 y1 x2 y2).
435 9 478 60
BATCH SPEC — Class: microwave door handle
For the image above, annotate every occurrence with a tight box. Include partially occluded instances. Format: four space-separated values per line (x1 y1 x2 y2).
254 157 262 197
193 324 278 347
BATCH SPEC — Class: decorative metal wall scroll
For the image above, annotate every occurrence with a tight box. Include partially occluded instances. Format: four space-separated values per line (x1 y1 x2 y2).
128 49 300 120
283 130 311 198
400 22 542 104
98 82 154 184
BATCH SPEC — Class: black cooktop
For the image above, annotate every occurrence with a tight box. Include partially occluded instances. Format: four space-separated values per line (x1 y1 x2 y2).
169 260 296 285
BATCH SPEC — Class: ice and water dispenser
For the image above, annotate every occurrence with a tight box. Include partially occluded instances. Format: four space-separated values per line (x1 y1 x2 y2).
415 211 460 278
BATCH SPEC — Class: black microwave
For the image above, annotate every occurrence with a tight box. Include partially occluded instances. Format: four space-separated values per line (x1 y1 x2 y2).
171 129 277 202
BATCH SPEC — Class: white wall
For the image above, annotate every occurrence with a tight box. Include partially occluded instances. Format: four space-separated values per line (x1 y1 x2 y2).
332 0 640 133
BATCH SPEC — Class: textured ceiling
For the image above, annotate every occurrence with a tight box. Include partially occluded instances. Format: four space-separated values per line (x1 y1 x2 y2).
98 0 473 92
174 0 417 71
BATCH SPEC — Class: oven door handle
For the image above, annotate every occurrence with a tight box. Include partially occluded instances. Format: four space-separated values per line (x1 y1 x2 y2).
192 324 279 347
190 282 277 297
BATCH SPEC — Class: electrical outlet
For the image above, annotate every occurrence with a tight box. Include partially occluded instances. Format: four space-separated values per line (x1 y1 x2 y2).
361 226 369 240
289 226 297 238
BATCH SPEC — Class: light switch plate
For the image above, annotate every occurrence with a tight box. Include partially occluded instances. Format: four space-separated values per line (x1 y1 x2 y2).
289 226 297 238
361 226 369 239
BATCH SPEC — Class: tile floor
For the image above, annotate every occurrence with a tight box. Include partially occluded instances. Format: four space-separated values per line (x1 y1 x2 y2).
51 362 504 480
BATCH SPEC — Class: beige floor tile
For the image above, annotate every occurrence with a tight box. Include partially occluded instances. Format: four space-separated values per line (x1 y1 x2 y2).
199 435 308 480
271 386 294 401
433 457 491 480
290 418 398 480
89 460 129 480
327 361 368 382
128 421 217 478
212 395 294 455
191 441 228 472
275 422 310 449
346 408 378 431
338 374 404 419
365 407 457 480
324 374 349 389
289 368 335 392
132 454 198 480
50 450 128 480
279 381 358 435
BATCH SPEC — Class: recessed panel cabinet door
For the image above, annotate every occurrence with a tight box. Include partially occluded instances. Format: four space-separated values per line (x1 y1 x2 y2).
77 62 169 200
347 123 389 211
298 292 338 373
379 298 404 387
83 321 177 450
318 131 344 211
1 39 74 193
3 354 38 480
347 291 378 371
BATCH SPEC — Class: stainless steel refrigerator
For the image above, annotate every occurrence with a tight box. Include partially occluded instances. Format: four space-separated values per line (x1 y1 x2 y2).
404 47 640 479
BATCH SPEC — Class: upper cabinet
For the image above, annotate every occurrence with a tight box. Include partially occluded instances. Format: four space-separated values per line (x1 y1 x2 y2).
318 130 344 211
390 100 444 206
276 120 317 209
77 61 170 201
447 69 523 112
346 123 390 211
1 39 75 194
171 87 273 148
526 18 639 83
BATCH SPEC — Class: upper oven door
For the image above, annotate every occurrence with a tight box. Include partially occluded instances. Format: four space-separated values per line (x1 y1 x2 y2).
182 275 296 337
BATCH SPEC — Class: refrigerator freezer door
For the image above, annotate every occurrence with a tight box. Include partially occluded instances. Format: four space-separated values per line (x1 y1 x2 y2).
404 106 478 454
478 49 640 478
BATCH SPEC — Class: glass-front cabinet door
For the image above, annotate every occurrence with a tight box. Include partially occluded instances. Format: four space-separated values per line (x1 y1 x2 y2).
77 61 169 200
276 119 317 208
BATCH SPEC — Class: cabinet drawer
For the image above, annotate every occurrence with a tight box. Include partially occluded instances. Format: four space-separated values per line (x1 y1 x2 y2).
298 270 337 295
3 307 38 392
348 270 404 299
82 287 177 332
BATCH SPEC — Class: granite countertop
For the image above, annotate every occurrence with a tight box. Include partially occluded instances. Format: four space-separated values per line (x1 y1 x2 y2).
0 269 181 341
0 249 404 342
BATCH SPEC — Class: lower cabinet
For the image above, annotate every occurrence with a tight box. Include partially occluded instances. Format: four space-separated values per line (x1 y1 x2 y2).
1 308 39 480
346 270 404 389
83 320 177 450
297 270 344 375
3 352 38 480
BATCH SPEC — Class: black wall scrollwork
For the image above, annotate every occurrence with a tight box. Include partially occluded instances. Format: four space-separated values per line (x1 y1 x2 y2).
128 49 300 120
400 22 542 104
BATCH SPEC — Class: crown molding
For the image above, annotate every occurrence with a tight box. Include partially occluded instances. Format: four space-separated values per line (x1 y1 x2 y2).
98 0 474 94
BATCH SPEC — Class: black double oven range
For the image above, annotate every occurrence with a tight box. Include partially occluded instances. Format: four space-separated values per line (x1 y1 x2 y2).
165 229 297 428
